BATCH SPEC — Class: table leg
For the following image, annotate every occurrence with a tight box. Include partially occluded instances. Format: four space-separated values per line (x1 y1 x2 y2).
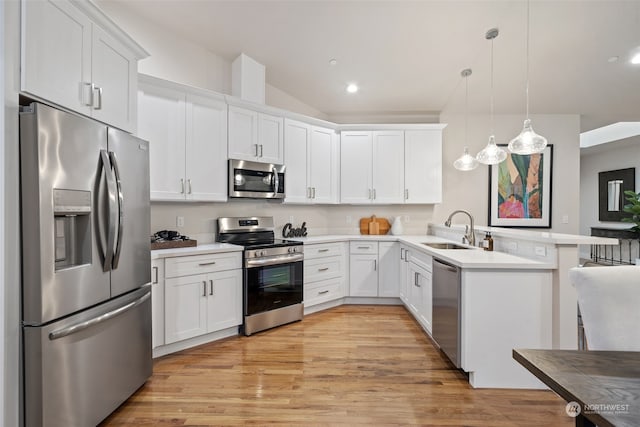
575 414 596 427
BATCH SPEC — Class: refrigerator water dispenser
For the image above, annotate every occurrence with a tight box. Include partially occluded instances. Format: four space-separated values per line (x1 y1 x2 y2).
53 189 91 270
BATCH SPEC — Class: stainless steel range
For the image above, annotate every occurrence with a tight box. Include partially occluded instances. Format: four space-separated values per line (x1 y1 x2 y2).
217 217 303 335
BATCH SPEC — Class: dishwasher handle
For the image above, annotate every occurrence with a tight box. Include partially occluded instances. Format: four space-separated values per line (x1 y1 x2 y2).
433 258 459 273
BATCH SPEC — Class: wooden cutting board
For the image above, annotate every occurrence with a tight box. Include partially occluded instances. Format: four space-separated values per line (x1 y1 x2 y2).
150 239 197 250
359 215 391 235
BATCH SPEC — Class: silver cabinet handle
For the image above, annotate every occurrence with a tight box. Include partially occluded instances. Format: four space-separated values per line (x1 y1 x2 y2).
49 291 150 340
187 179 192 194
180 178 185 194
318 249 329 253
414 272 421 287
254 144 259 157
374 260 377 271
373 189 376 199
202 281 207 297
312 187 316 198
82 82 94 106
209 279 214 296
307 187 311 198
405 250 410 263
198 261 216 266
400 248 405 260
405 189 409 200
318 290 329 295
93 85 103 110
152 266 158 284
259 144 264 157
318 267 329 272
357 246 370 250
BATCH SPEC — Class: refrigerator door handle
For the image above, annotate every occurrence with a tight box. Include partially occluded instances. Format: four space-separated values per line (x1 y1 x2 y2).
98 150 118 271
109 151 124 269
48 291 151 340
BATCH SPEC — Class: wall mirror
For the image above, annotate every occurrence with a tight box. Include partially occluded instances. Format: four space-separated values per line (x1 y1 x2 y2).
598 167 635 221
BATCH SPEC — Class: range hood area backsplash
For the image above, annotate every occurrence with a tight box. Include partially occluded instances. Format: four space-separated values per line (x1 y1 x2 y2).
151 202 436 243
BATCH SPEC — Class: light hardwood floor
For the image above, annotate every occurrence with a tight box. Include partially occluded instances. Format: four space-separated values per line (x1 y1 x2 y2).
101 305 573 426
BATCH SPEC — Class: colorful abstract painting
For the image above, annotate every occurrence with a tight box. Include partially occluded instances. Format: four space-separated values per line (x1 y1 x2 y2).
489 145 553 228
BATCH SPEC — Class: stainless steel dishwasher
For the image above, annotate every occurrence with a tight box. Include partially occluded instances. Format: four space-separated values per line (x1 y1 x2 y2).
432 258 462 368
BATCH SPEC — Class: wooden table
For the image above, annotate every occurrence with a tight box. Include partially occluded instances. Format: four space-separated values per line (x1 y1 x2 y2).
513 349 640 427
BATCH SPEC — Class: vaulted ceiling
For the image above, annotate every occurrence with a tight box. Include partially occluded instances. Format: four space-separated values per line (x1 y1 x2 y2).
104 0 640 131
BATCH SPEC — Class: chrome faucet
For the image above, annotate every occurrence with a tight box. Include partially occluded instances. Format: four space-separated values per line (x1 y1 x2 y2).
444 210 475 246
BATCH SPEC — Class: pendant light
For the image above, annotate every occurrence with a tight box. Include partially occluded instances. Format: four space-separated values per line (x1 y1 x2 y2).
508 0 548 155
453 68 479 171
476 28 507 165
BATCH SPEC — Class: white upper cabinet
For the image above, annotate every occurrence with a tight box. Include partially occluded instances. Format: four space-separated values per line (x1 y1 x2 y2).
372 131 405 204
284 119 338 204
228 105 284 164
138 76 228 202
340 131 373 204
21 0 148 133
405 130 443 203
340 131 404 204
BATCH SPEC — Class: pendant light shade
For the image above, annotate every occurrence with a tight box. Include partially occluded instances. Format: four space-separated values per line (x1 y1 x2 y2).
507 0 547 155
476 135 507 164
476 27 507 165
453 68 479 171
508 118 547 154
454 146 479 171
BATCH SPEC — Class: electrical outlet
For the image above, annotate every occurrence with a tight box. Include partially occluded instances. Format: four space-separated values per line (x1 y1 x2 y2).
506 241 518 253
289 215 295 224
176 216 184 227
562 215 569 224
346 215 352 224
534 246 546 257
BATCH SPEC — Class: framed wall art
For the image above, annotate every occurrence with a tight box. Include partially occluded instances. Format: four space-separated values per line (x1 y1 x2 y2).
598 167 635 222
488 144 553 228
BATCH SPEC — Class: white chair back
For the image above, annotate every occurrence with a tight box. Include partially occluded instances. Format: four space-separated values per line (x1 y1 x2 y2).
569 265 640 351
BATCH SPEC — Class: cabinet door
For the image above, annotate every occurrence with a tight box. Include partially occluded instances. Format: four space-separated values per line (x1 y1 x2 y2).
165 274 208 344
258 113 284 164
206 270 242 332
21 0 92 116
407 262 423 317
138 83 186 200
418 266 433 333
309 126 336 204
372 131 405 204
151 260 165 349
185 94 228 201
228 105 258 161
378 242 400 297
349 253 378 297
91 25 137 132
405 130 442 203
399 246 410 304
340 131 372 204
284 119 310 204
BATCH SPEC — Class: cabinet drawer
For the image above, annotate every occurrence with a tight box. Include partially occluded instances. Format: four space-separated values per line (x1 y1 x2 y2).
304 242 344 260
304 277 344 307
165 252 242 278
349 241 378 254
406 248 432 272
304 256 343 283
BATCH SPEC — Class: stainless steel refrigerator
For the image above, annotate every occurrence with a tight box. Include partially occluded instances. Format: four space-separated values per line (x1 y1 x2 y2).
20 102 152 427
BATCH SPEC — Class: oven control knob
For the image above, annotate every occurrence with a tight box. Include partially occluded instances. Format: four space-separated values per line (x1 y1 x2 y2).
257 250 265 257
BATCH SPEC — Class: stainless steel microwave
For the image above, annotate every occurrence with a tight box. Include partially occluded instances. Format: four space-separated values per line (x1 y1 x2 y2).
228 159 285 199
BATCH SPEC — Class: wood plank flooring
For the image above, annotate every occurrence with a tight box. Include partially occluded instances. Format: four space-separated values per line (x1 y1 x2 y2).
101 305 574 426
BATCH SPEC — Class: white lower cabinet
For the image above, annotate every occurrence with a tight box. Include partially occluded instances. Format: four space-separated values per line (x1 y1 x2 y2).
162 252 242 345
303 242 346 307
349 241 400 297
405 250 433 333
398 245 410 304
151 259 165 349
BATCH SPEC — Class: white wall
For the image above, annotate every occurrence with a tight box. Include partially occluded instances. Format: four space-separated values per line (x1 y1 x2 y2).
579 136 640 236
438 112 581 234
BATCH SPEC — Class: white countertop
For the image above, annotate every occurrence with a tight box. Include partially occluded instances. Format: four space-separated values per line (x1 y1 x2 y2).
151 242 243 259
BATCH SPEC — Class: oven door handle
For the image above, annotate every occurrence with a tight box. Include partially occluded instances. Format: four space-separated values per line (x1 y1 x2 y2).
245 253 303 268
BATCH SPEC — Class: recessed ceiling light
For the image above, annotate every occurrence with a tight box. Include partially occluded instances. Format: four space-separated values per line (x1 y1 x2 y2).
631 52 640 64
607 55 619 63
346 83 358 93
329 59 337 66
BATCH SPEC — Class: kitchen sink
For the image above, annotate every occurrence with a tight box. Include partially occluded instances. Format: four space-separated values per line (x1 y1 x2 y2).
422 242 472 250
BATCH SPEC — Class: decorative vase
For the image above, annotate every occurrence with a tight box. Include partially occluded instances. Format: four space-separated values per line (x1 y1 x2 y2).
390 216 403 235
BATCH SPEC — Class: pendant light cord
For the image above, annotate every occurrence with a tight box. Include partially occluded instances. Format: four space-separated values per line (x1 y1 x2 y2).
490 35 495 136
525 0 530 120
465 73 469 144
